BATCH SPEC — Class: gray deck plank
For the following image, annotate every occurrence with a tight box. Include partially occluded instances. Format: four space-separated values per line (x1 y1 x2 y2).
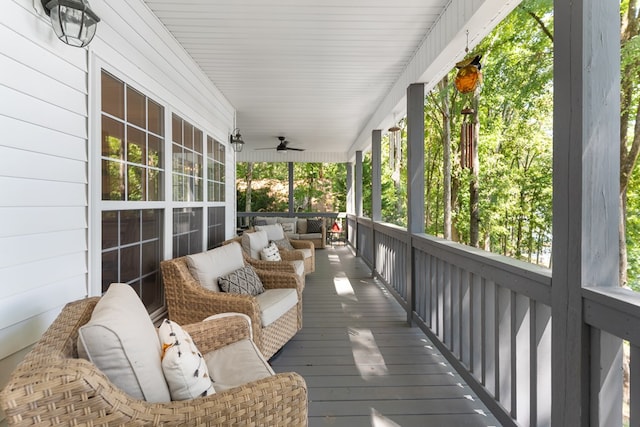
271 246 501 427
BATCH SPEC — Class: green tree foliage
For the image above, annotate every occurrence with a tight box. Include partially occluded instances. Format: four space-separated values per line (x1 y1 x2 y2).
236 161 346 214
422 0 553 264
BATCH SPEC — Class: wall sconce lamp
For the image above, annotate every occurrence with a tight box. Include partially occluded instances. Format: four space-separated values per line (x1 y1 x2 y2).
41 0 100 48
230 128 245 153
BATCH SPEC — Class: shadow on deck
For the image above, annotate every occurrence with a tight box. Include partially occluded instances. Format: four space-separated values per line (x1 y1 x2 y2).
271 245 502 427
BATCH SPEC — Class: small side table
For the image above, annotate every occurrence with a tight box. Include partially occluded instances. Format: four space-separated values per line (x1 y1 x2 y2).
327 230 345 246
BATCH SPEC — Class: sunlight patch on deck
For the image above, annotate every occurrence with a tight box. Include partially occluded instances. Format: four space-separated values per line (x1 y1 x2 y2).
370 408 401 427
334 277 357 301
348 328 388 378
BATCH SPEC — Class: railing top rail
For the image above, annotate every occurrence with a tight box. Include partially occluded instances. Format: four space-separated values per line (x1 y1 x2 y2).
583 286 640 344
413 232 552 304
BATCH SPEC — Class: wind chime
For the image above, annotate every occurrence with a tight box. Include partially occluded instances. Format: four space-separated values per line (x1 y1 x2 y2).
454 30 482 171
388 124 402 181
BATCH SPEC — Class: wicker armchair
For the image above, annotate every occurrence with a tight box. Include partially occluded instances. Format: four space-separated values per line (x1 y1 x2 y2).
227 231 316 275
0 297 308 426
160 254 302 359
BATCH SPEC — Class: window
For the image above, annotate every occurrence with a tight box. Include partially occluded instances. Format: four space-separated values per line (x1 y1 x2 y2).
98 69 228 315
207 136 225 202
101 209 164 312
101 72 164 201
172 114 203 202
173 207 203 257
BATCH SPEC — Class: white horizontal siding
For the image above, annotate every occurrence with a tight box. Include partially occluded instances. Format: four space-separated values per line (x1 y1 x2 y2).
0 0 235 416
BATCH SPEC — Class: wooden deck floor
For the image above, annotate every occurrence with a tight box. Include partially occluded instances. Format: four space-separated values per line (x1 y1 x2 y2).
271 245 502 427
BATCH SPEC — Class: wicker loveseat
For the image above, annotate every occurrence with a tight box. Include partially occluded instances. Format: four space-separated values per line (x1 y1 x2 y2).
0 294 308 426
254 216 326 249
160 243 303 359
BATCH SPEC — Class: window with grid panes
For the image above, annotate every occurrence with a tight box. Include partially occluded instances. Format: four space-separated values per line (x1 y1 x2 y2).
172 114 203 202
100 71 166 313
207 136 225 202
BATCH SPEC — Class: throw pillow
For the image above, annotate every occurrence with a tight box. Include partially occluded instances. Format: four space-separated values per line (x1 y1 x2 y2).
158 319 216 400
307 218 323 233
254 223 286 241
185 243 245 292
218 265 265 296
280 222 296 234
242 230 269 260
261 242 282 261
272 238 295 251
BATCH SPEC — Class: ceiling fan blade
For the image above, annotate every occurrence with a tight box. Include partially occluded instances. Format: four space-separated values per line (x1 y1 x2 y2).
287 147 305 151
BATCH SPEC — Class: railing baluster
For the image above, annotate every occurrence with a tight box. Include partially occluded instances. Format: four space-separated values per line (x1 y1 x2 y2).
498 285 512 411
515 293 531 425
472 274 483 378
461 270 471 368
632 345 639 427
451 264 460 357
485 279 497 396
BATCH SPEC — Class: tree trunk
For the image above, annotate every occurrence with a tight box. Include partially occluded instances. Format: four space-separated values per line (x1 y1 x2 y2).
244 162 254 226
441 77 452 240
469 94 480 248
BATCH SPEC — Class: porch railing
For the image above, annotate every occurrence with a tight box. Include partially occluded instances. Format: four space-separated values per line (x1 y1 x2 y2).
348 214 638 427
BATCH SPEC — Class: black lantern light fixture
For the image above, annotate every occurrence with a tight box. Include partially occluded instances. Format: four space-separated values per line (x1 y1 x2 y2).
41 0 100 48
230 128 245 153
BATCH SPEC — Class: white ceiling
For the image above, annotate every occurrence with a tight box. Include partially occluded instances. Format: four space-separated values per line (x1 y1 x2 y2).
143 0 517 162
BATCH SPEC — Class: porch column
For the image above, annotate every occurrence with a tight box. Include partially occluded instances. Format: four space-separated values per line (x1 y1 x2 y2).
288 162 294 214
407 83 425 325
346 162 353 214
407 83 425 234
552 1 621 426
355 151 363 217
371 130 382 222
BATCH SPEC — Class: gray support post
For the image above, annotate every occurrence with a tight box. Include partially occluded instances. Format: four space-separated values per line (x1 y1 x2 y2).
552 1 621 426
406 83 425 325
407 83 425 234
288 162 294 214
355 151 363 218
355 152 363 256
372 130 382 222
372 130 382 276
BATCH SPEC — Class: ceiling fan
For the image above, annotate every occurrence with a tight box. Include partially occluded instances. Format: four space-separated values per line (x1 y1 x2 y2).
255 136 305 152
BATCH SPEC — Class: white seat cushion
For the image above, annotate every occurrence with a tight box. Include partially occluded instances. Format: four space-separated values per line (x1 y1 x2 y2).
204 339 274 391
299 233 322 240
77 283 171 403
255 288 298 327
186 242 245 292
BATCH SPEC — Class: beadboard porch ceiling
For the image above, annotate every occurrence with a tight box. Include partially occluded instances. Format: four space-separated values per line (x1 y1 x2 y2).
143 0 518 162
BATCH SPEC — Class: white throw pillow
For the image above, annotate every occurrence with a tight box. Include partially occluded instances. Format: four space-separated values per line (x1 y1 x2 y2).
254 223 286 241
77 283 171 402
186 243 245 292
280 222 296 234
261 242 282 261
158 319 216 400
242 230 270 259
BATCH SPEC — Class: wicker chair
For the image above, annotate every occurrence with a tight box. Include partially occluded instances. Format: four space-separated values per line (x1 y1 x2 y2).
0 297 308 426
160 254 302 359
227 231 316 275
